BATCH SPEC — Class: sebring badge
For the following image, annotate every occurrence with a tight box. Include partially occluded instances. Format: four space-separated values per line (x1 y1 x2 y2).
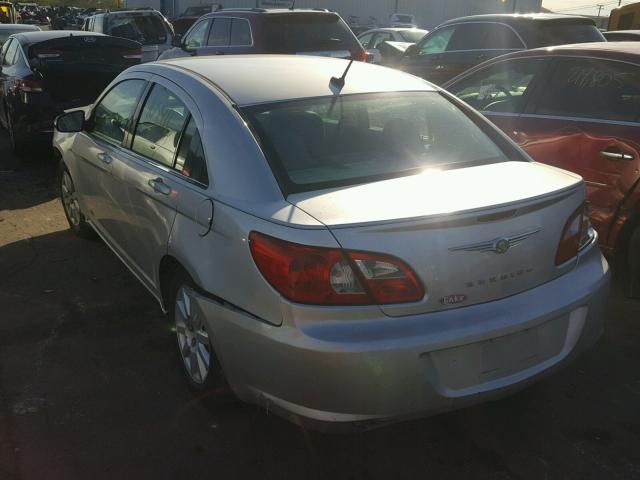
449 228 542 254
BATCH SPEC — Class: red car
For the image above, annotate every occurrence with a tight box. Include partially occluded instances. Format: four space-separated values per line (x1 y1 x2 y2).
444 42 640 296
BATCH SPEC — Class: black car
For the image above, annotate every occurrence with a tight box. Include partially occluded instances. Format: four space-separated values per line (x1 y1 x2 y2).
399 14 605 85
0 31 141 154
603 30 640 41
159 8 366 61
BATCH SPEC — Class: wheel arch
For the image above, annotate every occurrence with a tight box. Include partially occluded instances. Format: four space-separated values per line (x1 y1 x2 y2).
158 254 202 312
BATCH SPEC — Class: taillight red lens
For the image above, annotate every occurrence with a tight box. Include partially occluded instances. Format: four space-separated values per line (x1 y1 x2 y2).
249 232 424 306
122 48 142 59
555 205 586 265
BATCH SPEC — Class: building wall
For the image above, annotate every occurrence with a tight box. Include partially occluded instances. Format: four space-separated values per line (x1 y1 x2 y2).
126 0 542 28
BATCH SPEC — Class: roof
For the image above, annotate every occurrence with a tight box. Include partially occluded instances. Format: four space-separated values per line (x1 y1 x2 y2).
605 30 640 35
213 8 334 15
521 41 640 58
359 27 427 34
12 30 104 43
439 13 596 27
157 55 435 106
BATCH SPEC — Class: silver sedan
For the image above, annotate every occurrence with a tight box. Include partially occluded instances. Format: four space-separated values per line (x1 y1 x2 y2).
53 56 610 430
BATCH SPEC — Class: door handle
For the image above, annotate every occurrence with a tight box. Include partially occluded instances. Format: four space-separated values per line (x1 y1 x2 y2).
148 177 171 195
96 152 112 164
600 150 634 161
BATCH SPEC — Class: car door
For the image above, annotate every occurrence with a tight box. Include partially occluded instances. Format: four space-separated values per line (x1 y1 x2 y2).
112 75 203 291
401 25 456 84
70 75 150 256
520 57 640 252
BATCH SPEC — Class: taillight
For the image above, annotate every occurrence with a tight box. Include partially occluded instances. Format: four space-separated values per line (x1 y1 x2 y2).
32 48 62 59
352 48 367 62
555 204 594 265
122 48 142 59
249 232 424 305
15 79 43 93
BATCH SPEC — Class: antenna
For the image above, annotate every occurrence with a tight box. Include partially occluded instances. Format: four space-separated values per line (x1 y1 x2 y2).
289 0 295 10
330 59 354 90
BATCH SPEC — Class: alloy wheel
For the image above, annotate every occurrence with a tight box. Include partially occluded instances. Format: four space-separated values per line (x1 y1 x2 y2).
175 286 211 384
61 171 81 227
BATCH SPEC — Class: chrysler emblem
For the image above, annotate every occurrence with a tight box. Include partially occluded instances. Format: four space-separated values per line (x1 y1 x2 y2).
449 228 542 254
493 238 510 254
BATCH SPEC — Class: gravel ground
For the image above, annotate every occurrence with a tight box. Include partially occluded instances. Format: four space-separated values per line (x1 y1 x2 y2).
1 134 639 480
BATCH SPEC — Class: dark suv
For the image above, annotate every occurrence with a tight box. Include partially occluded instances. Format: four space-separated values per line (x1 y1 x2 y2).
399 14 605 85
159 8 366 61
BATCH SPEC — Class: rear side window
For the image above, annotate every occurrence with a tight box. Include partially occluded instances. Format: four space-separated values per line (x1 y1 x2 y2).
446 23 523 51
535 23 604 47
106 14 168 45
132 84 188 167
184 19 211 49
449 58 547 113
1 39 18 66
531 58 640 123
263 14 359 53
243 92 513 194
230 18 251 46
175 117 208 185
208 17 230 46
92 79 147 146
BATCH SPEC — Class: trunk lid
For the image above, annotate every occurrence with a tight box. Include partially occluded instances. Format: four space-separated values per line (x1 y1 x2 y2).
28 35 141 106
288 161 585 316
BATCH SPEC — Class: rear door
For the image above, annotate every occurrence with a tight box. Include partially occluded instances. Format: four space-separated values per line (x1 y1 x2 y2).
110 75 204 290
520 57 640 251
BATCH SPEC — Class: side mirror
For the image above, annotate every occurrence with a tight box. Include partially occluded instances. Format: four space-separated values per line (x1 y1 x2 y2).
404 44 418 57
55 110 85 133
172 33 183 48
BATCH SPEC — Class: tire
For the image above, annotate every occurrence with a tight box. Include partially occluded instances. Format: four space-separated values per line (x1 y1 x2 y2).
168 271 227 393
59 166 94 239
628 226 640 299
7 111 27 156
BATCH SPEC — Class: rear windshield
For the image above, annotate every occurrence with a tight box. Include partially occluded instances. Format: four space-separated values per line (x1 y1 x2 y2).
536 23 605 46
263 14 359 53
106 14 168 45
393 15 414 23
183 6 211 16
243 92 513 194
0 28 31 45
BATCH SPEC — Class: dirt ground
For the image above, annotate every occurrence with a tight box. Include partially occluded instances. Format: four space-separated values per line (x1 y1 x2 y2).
1 133 639 480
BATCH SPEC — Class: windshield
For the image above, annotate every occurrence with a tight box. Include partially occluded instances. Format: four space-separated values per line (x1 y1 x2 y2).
537 23 605 46
400 29 426 42
263 14 359 53
243 92 513 194
106 14 168 45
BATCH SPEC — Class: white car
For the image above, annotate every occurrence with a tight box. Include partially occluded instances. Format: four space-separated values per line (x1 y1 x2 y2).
358 27 427 63
54 55 609 430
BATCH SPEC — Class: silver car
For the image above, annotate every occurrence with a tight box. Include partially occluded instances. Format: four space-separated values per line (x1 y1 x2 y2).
53 56 610 430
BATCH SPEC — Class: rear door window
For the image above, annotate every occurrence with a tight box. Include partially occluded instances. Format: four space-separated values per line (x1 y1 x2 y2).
184 19 211 49
536 23 604 47
230 18 251 46
91 79 147 146
449 58 547 113
207 17 230 47
418 26 455 55
132 83 189 167
175 117 208 186
484 24 524 49
531 58 640 123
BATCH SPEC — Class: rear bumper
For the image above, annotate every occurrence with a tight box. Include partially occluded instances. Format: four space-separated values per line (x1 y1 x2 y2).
195 241 610 430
